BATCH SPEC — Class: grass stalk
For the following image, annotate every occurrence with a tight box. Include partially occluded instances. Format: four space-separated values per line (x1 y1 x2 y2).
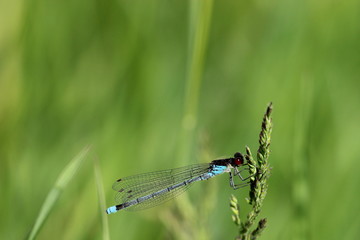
163 1 213 239
178 0 213 165
27 146 91 240
230 103 273 240
93 155 110 240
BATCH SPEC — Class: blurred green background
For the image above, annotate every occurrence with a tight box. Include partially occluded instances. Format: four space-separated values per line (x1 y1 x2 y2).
1 0 360 239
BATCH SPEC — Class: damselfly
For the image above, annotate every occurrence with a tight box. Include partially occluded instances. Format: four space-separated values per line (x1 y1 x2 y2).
106 152 248 214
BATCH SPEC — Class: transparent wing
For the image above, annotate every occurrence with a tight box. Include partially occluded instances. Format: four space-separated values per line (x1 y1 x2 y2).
112 163 211 211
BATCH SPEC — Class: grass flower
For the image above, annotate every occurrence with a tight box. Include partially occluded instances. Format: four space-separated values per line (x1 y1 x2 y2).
230 103 273 240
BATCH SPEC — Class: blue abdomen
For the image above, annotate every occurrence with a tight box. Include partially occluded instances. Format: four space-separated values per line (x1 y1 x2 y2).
210 165 227 175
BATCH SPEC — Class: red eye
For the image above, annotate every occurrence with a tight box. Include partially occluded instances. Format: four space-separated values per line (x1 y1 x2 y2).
235 158 244 166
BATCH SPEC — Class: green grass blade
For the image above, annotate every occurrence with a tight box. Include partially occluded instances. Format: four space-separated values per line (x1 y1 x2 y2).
27 146 91 240
178 0 213 164
93 155 110 240
166 1 214 240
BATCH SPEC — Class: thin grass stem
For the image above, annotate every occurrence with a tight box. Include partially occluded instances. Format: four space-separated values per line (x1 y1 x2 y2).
27 146 90 240
93 155 110 240
178 0 213 165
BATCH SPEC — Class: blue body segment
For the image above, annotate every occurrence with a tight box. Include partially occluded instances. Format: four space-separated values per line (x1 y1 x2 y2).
202 165 227 179
106 164 231 214
211 165 228 175
106 206 117 214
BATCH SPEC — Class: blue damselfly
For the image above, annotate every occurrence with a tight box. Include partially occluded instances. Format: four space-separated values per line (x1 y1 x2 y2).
106 152 248 214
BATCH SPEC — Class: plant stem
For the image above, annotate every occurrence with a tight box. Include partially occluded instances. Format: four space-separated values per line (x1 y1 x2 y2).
230 103 273 240
27 146 90 240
